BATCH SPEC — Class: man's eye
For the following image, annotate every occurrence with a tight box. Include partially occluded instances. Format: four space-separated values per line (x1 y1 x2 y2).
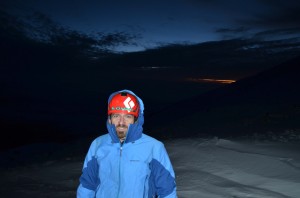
125 115 133 119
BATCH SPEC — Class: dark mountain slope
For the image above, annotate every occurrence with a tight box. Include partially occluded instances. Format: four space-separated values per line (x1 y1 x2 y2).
147 55 300 138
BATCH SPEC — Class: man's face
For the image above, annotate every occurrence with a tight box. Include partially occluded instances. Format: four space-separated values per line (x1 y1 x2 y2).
109 113 135 141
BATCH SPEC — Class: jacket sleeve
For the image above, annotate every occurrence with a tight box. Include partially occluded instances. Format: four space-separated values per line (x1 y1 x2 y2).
151 142 177 198
77 184 96 198
77 139 101 198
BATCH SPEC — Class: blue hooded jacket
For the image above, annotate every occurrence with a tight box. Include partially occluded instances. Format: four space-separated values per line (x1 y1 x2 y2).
77 90 177 198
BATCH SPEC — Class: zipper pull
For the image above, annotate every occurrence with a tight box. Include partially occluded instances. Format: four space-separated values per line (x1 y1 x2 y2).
120 141 124 157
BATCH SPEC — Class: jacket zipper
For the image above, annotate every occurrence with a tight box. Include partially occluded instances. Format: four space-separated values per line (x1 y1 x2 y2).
117 142 124 198
120 145 123 157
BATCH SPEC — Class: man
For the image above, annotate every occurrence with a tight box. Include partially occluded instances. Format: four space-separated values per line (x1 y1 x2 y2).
77 89 177 198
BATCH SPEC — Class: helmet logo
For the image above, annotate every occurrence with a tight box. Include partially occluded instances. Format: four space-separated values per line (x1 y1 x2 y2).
108 94 139 117
124 97 135 110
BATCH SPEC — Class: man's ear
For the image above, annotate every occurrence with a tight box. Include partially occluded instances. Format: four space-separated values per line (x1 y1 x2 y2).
108 116 112 124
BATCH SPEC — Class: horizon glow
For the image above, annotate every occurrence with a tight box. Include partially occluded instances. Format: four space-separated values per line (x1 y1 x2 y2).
186 78 236 84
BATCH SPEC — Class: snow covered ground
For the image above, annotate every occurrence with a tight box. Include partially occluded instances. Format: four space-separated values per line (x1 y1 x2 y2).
169 138 300 198
1 137 300 198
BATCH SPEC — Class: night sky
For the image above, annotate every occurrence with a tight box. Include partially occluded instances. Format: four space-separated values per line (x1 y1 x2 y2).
1 0 300 150
2 0 300 52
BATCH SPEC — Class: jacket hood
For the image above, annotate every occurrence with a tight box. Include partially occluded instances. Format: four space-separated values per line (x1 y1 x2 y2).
106 89 144 143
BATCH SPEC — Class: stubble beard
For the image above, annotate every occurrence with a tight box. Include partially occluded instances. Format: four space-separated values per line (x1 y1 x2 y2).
116 124 128 140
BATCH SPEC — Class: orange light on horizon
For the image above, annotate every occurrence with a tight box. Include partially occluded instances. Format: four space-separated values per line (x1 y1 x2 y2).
186 78 236 84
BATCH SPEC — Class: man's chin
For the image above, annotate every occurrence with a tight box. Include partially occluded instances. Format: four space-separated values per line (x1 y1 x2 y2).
117 131 126 138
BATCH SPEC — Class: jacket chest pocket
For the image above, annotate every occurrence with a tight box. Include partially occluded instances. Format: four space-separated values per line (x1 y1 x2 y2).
126 159 149 177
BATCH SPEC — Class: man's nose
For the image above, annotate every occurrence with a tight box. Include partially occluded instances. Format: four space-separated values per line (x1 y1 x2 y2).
118 116 126 124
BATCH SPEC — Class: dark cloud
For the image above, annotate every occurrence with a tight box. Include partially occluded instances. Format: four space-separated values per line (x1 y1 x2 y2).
210 0 300 41
215 27 251 39
0 9 140 54
2 0 300 50
216 27 250 34
253 6 300 28
237 0 300 28
253 27 300 40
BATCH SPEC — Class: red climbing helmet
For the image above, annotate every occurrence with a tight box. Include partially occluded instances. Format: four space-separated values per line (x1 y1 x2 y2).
108 92 139 117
